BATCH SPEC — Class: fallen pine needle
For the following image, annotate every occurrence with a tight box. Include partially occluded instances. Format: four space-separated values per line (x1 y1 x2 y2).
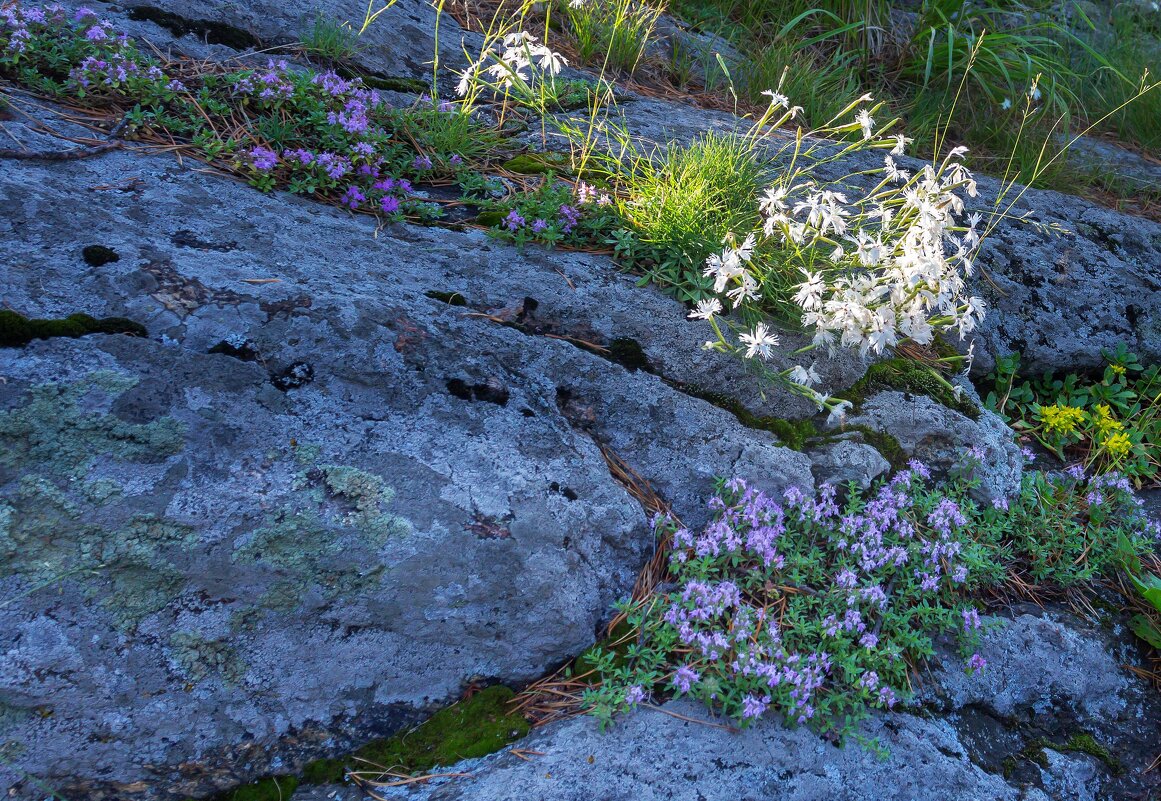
641 702 738 732
240 278 282 284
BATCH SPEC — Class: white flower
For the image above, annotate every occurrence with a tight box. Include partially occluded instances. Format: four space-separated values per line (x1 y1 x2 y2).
726 273 761 306
789 364 822 387
1000 97 1012 110
1029 84 1042 102
826 399 853 427
759 185 790 216
855 108 875 139
883 155 910 183
456 70 473 97
739 323 779 360
761 89 789 109
536 48 567 74
688 298 722 320
890 134 912 155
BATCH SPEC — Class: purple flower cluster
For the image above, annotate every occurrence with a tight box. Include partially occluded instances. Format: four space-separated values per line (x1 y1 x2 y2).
234 59 295 102
647 466 993 729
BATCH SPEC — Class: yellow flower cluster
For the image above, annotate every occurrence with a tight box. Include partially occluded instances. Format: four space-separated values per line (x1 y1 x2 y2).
1040 404 1085 435
1089 405 1132 459
1104 431 1132 458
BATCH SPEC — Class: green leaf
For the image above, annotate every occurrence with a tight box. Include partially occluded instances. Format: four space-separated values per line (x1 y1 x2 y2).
1129 614 1161 649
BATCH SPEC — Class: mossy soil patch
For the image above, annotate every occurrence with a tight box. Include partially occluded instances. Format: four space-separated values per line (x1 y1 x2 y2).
204 686 530 800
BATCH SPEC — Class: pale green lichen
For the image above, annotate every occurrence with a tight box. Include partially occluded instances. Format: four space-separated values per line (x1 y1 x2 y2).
170 632 247 684
0 374 193 630
0 372 184 478
232 465 408 612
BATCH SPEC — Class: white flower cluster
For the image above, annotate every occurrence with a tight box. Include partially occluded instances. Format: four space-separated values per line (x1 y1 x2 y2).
456 31 567 96
692 98 987 422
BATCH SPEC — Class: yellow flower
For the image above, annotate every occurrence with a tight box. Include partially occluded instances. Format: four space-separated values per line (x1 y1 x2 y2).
1110 364 1126 376
1103 431 1132 459
1090 404 1123 438
1040 404 1084 435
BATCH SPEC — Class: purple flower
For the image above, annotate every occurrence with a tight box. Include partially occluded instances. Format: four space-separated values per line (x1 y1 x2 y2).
74 7 97 21
449 154 463 166
624 685 647 706
1086 490 1104 506
412 154 433 170
672 665 700 693
991 496 1009 511
85 25 107 41
531 218 549 234
504 209 525 232
249 146 278 172
968 653 987 672
285 148 315 165
341 186 366 209
558 204 580 233
741 694 769 719
962 607 981 632
1020 446 1036 463
1066 464 1086 480
380 195 400 214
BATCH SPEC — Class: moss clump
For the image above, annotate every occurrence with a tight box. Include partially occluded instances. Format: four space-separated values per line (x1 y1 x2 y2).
81 244 120 266
839 358 980 420
425 290 468 306
849 426 907 470
302 685 530 784
675 384 821 450
0 310 147 347
502 152 572 176
605 337 652 373
1062 733 1123 775
1013 733 1123 776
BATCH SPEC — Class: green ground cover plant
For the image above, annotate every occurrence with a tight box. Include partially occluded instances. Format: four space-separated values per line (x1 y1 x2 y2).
583 458 1161 738
985 345 1161 486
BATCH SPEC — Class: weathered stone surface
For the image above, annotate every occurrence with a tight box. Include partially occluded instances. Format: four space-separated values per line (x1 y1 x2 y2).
838 391 1024 502
808 438 891 490
0 108 819 798
393 702 1043 801
323 608 1161 801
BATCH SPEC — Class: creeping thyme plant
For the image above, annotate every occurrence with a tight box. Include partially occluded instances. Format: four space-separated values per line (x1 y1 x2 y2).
583 458 1160 737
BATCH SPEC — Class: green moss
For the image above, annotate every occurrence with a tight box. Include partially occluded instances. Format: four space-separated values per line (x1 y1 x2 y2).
838 358 980 420
302 685 530 784
501 152 572 175
1013 733 1123 776
206 775 299 801
0 309 146 347
605 337 651 373
1001 755 1018 779
1019 738 1051 769
358 74 428 93
675 384 821 450
1062 733 1123 775
850 426 907 470
425 290 468 307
